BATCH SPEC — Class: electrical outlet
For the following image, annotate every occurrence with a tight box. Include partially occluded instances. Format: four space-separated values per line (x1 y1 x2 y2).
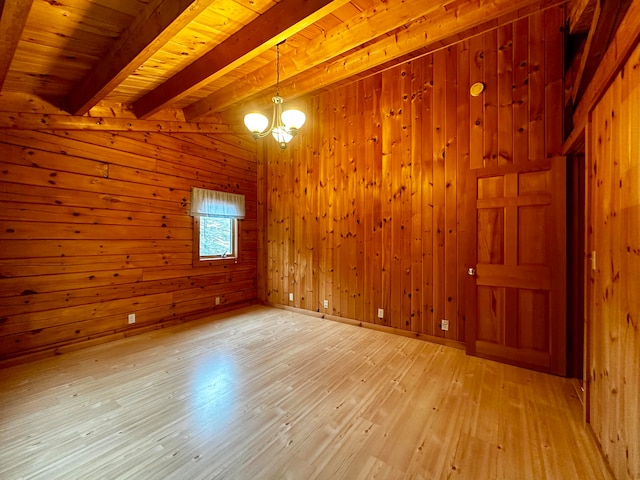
289 292 294 302
323 299 329 309
377 308 384 319
128 313 135 324
441 319 449 331
215 297 220 305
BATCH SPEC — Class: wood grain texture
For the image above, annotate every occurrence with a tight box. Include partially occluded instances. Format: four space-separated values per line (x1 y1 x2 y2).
0 128 258 361
183 0 450 118
133 0 349 119
585 40 640 480
0 111 239 134
2 0 567 125
0 0 33 91
185 0 566 119
571 0 632 107
260 10 564 346
67 0 215 115
564 0 640 154
471 160 566 375
0 305 613 479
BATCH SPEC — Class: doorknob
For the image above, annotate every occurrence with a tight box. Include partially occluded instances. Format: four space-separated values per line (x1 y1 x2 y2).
467 267 476 276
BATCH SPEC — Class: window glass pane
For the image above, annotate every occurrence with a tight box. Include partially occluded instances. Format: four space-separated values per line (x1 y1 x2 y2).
200 217 233 257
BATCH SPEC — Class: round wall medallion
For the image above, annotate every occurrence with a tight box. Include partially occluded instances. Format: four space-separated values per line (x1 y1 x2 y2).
470 82 485 96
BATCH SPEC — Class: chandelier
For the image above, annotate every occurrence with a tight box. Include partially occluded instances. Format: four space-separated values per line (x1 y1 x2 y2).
243 42 305 149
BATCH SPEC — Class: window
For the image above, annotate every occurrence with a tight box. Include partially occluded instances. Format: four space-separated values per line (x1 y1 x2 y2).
196 216 237 259
190 188 245 264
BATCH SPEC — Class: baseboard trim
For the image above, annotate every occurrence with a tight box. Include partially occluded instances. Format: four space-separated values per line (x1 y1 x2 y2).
0 300 257 369
261 301 465 350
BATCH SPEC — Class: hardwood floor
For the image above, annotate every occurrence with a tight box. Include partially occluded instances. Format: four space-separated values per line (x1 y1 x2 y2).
0 305 612 479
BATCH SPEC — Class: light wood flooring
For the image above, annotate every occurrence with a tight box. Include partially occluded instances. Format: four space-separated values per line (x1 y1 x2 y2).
0 305 613 479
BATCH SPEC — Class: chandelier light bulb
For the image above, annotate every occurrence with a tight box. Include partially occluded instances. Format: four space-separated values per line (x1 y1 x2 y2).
244 113 269 137
281 109 306 130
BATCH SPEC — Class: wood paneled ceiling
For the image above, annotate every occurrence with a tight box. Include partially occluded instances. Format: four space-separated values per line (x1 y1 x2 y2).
0 0 569 125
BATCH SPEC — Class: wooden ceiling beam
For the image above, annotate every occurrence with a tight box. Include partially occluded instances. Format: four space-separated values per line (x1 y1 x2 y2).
65 0 215 116
182 0 454 120
564 0 640 154
571 0 632 106
185 0 565 121
0 0 34 92
0 111 244 134
568 0 596 34
133 0 351 120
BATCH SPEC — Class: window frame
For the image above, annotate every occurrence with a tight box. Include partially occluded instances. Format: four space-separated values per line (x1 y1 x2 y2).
192 215 240 266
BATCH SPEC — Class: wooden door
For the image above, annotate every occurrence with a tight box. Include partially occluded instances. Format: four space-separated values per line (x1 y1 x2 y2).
465 158 567 375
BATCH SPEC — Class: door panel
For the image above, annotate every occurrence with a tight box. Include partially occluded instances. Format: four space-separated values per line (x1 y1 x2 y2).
476 286 505 343
466 158 566 375
517 289 549 351
477 209 504 264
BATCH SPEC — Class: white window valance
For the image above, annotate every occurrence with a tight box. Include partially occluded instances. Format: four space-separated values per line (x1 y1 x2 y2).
190 187 245 219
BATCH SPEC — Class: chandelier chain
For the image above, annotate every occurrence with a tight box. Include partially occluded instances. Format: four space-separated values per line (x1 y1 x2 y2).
276 43 280 96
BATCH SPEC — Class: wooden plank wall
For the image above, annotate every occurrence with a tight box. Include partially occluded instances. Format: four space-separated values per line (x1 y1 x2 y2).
0 129 258 362
586 41 640 480
260 8 565 345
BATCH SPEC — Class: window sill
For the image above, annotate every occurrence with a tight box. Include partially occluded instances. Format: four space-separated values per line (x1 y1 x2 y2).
192 257 239 267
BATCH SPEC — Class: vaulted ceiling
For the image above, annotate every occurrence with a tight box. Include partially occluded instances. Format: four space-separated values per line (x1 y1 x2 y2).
0 0 606 129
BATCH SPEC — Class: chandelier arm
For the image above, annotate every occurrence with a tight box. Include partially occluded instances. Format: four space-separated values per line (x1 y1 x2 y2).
273 99 279 130
276 98 283 129
252 130 271 139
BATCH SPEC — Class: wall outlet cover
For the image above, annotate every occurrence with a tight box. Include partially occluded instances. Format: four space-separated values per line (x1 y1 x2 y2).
323 299 329 308
441 319 449 331
377 308 384 318
128 313 135 324
289 292 294 301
